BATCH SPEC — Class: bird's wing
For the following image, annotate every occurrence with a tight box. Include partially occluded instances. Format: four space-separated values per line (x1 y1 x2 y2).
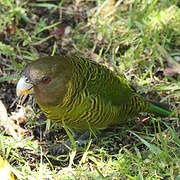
72 56 134 106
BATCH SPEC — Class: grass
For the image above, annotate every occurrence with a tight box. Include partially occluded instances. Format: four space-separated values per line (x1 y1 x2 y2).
0 0 180 179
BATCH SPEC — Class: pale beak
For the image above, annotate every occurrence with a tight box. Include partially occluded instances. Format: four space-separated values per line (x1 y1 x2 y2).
16 76 34 96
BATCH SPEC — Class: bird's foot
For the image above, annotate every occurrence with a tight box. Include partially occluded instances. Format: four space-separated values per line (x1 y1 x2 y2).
52 131 92 154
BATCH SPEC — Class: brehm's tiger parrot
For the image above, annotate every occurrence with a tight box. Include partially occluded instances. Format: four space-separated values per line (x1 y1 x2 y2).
16 55 172 130
16 55 172 151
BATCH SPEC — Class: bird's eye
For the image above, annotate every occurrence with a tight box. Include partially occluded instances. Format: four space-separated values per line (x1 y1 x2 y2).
41 76 51 84
25 77 30 83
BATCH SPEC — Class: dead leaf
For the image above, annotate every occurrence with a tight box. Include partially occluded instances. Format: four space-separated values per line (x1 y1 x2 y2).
6 23 16 35
50 24 65 39
0 100 8 127
164 67 180 77
0 155 15 180
156 43 180 75
0 100 28 138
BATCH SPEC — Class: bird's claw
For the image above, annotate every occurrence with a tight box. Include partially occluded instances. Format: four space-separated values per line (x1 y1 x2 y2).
52 131 93 155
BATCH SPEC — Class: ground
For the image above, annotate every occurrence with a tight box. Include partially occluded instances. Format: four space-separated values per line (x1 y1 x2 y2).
0 0 180 179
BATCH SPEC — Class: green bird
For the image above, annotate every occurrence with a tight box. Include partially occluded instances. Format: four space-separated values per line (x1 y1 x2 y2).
16 55 171 132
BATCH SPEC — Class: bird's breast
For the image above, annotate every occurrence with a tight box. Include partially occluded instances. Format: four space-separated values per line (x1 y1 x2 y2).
39 92 121 130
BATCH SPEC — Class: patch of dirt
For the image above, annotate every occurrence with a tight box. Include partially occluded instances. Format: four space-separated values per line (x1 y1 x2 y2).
0 82 16 112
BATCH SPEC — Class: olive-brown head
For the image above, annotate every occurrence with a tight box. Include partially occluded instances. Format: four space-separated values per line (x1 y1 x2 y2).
16 56 72 107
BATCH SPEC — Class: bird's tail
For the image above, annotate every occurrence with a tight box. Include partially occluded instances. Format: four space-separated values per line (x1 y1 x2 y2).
147 103 172 117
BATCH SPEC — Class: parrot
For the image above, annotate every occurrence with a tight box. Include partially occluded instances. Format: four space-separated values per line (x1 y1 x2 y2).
16 55 171 131
16 55 172 153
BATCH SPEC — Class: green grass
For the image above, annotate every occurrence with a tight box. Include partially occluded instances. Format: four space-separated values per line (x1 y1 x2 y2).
0 0 180 179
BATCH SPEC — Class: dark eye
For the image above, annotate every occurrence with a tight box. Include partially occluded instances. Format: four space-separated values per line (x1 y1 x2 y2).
41 76 51 84
25 77 30 83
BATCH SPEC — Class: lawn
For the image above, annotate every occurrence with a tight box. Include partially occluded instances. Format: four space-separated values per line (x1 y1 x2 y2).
0 0 180 179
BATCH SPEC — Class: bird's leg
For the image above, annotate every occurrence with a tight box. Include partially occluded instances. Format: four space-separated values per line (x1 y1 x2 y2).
76 131 91 146
52 131 77 154
52 131 92 154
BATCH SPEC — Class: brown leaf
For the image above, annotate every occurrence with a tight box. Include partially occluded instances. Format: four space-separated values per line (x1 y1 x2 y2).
0 100 8 128
0 100 29 138
49 24 65 39
164 67 180 77
6 24 16 35
157 44 180 75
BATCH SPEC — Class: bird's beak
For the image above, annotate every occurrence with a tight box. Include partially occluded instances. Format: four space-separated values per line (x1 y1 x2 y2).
16 76 34 96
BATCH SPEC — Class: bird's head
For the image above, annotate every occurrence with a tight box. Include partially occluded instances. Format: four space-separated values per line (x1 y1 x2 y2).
16 56 72 107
